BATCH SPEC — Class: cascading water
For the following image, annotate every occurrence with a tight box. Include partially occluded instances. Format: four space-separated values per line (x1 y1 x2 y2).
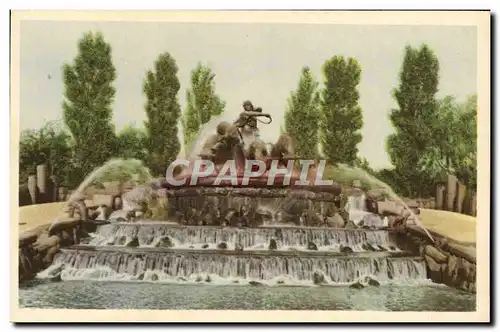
86 223 400 252
336 164 435 242
46 246 427 285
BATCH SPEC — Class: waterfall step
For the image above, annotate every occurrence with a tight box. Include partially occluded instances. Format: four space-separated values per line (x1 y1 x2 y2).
49 247 427 284
65 245 419 259
88 223 400 252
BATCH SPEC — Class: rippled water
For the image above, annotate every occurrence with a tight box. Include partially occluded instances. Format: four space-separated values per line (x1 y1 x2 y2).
19 281 476 311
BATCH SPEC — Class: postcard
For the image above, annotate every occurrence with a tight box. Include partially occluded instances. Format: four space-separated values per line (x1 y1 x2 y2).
10 10 490 323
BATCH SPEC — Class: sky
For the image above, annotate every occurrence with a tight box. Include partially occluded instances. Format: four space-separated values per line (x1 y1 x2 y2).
19 21 477 169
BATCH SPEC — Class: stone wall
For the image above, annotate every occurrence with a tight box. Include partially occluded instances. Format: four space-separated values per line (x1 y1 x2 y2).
18 219 95 282
18 191 123 282
396 226 476 293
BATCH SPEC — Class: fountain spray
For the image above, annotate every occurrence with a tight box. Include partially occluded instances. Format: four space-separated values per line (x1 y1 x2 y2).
50 158 152 227
336 164 435 243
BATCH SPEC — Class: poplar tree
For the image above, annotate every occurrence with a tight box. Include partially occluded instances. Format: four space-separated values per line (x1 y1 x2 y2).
320 56 364 165
62 31 117 180
387 44 440 197
284 67 321 159
182 63 226 147
143 53 182 175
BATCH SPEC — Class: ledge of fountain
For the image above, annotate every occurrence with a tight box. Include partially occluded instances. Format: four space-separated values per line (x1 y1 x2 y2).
163 176 343 196
64 245 421 260
165 186 341 203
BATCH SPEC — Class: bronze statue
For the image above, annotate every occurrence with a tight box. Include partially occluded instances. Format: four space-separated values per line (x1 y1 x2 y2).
199 121 231 158
198 108 297 169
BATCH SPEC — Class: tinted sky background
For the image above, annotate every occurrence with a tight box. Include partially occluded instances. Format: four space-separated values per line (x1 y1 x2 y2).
19 21 477 169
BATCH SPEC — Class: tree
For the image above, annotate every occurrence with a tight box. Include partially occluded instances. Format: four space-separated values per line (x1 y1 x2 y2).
386 44 440 197
419 95 477 189
19 121 76 187
62 31 117 182
320 56 363 165
182 63 226 147
116 125 148 161
143 53 182 175
284 67 321 159
354 156 376 175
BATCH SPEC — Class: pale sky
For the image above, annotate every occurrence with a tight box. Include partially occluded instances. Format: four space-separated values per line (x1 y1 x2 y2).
19 21 476 169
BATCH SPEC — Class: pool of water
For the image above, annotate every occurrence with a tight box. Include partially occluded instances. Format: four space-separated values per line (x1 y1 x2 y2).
19 280 476 311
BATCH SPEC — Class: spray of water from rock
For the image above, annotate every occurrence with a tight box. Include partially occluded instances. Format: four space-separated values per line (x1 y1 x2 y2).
336 163 435 242
51 158 153 226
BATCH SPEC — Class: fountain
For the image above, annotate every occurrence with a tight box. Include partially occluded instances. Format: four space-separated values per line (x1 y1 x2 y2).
18 108 477 311
32 110 431 289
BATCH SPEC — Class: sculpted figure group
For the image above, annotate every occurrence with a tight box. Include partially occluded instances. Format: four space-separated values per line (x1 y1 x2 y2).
200 100 296 166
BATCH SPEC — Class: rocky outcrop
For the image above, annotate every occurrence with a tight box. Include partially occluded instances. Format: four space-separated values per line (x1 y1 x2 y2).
19 219 91 282
423 243 476 293
398 225 476 293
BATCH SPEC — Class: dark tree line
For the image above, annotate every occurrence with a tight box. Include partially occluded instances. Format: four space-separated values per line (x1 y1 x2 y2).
20 31 476 200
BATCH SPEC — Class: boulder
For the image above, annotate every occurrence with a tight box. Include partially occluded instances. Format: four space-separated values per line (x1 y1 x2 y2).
377 201 404 216
96 205 111 221
365 276 380 287
425 245 448 264
325 213 345 228
202 244 209 249
205 275 212 283
155 236 174 248
108 210 130 222
125 237 139 248
313 271 326 285
340 245 354 254
307 241 318 251
344 220 358 229
217 242 228 250
268 239 278 251
34 232 61 252
362 243 378 252
349 281 364 289
113 196 123 210
249 281 264 287
91 194 114 209
151 273 159 281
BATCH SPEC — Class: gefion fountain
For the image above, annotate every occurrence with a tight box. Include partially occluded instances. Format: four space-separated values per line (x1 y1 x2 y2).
40 110 427 287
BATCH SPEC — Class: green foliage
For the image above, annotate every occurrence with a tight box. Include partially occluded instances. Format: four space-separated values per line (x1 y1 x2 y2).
143 53 182 176
387 44 440 197
374 167 409 198
62 31 118 183
353 156 376 175
19 121 76 187
182 63 226 147
116 125 148 161
320 56 364 165
419 94 477 188
322 166 371 191
284 67 321 159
